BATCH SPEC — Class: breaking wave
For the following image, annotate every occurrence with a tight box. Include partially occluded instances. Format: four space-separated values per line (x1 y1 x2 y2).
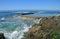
0 15 40 39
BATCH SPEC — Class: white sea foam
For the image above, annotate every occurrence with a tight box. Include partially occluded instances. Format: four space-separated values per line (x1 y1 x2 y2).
22 12 29 13
0 17 5 20
56 14 60 16
0 16 41 39
4 23 31 39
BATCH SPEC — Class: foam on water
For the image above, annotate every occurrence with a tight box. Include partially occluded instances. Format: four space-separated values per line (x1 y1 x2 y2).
1 17 5 20
0 15 40 39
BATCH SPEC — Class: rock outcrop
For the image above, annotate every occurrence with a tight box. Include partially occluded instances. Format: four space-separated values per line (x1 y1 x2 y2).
18 15 40 20
0 33 5 39
22 15 60 39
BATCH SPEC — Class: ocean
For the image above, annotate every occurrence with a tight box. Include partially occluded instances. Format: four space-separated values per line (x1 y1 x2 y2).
0 10 60 39
0 10 60 17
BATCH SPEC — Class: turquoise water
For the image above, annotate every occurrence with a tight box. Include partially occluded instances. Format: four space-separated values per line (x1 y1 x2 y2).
0 10 60 39
0 15 39 39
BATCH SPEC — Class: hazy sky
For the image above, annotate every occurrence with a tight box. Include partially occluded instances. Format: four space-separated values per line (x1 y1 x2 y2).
0 0 60 10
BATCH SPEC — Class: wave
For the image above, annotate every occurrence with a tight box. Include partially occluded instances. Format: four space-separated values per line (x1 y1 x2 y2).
0 15 40 39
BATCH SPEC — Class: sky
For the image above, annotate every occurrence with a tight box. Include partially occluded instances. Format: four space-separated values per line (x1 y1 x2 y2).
0 0 60 10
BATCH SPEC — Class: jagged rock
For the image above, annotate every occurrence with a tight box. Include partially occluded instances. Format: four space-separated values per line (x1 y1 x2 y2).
0 33 5 39
22 15 60 39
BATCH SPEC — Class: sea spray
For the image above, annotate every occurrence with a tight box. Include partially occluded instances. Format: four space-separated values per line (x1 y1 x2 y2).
0 15 40 39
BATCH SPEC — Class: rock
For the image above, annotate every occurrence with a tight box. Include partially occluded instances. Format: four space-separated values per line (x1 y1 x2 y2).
0 33 5 39
18 15 40 20
29 26 41 33
22 15 60 39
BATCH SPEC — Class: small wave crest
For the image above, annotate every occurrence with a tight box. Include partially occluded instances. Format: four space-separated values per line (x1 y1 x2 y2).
0 17 5 20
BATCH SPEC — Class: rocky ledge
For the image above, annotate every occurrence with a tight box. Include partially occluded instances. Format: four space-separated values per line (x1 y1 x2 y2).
18 15 40 20
0 33 5 39
22 15 60 39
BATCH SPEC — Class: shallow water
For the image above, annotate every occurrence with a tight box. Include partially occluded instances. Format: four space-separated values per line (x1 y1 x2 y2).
0 15 40 39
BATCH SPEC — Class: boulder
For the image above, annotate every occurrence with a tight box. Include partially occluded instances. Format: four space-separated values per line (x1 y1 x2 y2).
0 33 5 39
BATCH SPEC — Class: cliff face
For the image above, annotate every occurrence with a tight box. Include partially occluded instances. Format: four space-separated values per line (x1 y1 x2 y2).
22 15 60 39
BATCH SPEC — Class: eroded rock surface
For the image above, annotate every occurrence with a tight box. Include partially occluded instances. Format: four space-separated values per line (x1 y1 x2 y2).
22 15 60 39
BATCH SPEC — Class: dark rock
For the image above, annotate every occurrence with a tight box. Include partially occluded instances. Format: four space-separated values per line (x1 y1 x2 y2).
0 33 5 39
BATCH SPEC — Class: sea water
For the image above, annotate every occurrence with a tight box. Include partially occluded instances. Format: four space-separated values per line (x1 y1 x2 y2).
0 15 40 39
0 10 60 39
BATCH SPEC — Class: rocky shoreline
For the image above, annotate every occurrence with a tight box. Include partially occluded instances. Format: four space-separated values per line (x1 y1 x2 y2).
0 15 60 39
22 15 60 39
18 15 41 20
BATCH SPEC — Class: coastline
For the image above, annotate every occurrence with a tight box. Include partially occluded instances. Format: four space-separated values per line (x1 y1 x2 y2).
0 14 60 39
21 15 60 39
18 15 40 20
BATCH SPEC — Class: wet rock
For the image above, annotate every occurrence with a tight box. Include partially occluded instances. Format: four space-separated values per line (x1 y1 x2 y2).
0 33 5 39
